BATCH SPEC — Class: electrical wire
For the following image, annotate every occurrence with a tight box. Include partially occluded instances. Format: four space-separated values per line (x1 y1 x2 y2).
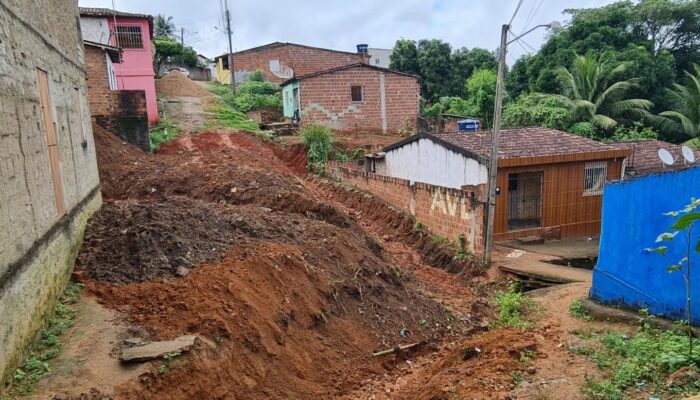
508 0 525 26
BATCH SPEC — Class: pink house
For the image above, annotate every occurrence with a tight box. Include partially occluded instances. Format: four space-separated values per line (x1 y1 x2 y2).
80 8 158 124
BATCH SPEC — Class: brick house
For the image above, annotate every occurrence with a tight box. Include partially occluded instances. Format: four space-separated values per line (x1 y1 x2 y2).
369 127 632 241
214 42 370 85
609 139 699 177
83 41 150 151
1 0 101 383
79 8 158 124
281 64 420 134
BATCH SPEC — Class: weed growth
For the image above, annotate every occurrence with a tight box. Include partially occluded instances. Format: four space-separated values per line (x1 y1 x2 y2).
300 125 334 174
490 282 534 329
149 120 180 152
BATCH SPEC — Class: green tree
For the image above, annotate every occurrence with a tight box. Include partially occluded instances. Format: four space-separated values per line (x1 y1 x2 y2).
502 94 571 130
551 52 653 132
389 39 420 76
450 48 497 97
648 65 700 140
154 38 198 72
464 69 498 128
154 15 176 39
416 39 453 100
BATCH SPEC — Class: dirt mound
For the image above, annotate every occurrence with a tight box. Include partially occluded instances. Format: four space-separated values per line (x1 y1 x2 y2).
155 70 212 98
88 237 461 399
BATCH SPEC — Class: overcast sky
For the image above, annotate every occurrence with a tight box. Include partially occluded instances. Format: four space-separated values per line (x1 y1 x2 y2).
79 0 615 64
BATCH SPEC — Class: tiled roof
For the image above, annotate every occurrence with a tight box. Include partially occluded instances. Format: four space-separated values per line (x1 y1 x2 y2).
609 140 699 176
79 7 152 19
281 63 419 86
432 127 613 159
215 42 366 60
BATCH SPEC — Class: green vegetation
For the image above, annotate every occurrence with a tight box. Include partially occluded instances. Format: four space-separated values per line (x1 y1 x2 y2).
570 299 593 320
10 283 83 395
154 37 198 73
154 15 176 38
582 326 700 400
300 125 334 174
490 282 534 329
391 0 700 144
149 120 181 152
332 147 363 161
212 107 263 134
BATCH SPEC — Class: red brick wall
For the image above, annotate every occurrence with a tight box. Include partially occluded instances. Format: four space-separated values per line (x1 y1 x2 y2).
329 161 486 254
299 66 420 134
232 44 369 84
84 45 112 116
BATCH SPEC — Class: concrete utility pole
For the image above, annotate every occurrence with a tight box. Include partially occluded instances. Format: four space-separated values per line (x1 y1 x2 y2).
483 21 560 265
483 24 509 265
180 27 185 65
224 4 236 94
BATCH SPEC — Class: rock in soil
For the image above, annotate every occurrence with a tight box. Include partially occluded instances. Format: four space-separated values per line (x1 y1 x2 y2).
120 335 197 362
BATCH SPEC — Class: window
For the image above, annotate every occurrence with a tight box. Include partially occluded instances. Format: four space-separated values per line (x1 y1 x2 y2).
114 24 143 49
584 161 608 196
269 59 280 72
351 85 363 102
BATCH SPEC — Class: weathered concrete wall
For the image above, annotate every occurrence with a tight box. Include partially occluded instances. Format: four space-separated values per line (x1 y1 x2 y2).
378 138 488 189
0 0 101 384
329 162 486 254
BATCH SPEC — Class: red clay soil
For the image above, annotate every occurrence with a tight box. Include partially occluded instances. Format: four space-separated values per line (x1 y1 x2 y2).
155 70 212 98
76 128 498 399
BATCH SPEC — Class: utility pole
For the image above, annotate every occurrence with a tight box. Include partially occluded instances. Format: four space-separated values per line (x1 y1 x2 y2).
484 24 509 265
224 2 236 94
180 27 185 66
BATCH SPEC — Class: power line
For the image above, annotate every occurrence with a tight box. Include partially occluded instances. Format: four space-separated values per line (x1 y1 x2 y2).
508 0 525 26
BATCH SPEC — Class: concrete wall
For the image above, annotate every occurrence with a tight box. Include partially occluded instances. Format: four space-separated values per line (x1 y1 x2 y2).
590 166 700 323
329 162 486 254
0 0 102 383
379 138 488 189
368 48 392 68
298 66 420 134
80 16 110 44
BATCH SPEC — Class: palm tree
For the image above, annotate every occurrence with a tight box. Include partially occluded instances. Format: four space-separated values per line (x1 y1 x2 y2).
551 52 653 130
648 65 700 140
154 15 176 39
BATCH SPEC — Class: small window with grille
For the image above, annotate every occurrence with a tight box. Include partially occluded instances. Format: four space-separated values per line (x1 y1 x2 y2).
114 24 143 49
351 85 363 102
583 161 607 196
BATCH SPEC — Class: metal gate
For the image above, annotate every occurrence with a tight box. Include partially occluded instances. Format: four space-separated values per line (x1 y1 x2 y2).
507 172 543 231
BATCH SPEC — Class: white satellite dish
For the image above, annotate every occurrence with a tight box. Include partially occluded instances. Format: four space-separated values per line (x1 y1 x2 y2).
658 148 675 166
682 146 696 163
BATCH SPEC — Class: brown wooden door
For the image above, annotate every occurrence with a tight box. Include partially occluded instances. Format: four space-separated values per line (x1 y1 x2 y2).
37 68 65 217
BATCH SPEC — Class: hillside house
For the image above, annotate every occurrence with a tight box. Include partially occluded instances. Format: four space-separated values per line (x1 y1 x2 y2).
0 0 101 383
281 64 420 134
79 8 158 123
369 128 632 240
214 42 370 85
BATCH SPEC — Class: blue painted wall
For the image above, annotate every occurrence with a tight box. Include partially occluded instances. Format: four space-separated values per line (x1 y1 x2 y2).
590 166 700 323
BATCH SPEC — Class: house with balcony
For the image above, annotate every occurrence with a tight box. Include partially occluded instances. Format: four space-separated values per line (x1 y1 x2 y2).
79 8 158 124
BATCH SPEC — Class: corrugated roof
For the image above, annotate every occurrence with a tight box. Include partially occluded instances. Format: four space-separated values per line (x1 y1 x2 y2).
609 140 700 176
281 63 419 86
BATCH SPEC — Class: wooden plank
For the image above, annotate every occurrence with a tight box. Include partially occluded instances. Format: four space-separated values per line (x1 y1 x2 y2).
36 68 65 217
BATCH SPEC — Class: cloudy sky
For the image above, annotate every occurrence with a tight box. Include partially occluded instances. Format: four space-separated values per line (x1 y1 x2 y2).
79 0 614 63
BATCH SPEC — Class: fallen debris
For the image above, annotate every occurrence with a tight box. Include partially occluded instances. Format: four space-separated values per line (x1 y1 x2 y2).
372 342 425 357
120 335 197 363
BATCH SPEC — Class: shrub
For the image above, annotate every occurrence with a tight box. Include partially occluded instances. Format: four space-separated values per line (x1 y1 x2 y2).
300 125 334 174
502 94 571 130
213 107 261 133
569 121 598 138
221 79 282 113
490 283 534 329
604 122 659 143
149 120 180 152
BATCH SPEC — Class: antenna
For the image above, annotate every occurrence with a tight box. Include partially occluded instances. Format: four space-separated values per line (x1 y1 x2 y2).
658 148 675 166
682 146 696 164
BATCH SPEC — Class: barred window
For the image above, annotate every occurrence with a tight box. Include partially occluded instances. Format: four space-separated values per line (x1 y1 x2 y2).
114 24 143 49
584 161 607 196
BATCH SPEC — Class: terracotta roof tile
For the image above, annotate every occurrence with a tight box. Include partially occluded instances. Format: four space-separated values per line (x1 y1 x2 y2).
432 127 613 159
79 7 152 19
608 140 699 176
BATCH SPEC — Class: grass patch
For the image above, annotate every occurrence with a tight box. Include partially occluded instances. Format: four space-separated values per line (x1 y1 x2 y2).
208 83 232 97
581 325 700 399
9 282 84 396
213 107 267 134
570 299 593 320
490 282 534 329
149 120 180 152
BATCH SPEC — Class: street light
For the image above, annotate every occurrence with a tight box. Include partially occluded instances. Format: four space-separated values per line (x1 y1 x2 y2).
483 21 560 265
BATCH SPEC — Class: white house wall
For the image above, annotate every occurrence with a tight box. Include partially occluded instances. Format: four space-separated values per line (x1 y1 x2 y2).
80 17 110 44
382 138 488 189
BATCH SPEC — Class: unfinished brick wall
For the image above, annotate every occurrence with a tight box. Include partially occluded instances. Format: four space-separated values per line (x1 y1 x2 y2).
299 66 420 134
329 162 486 254
231 44 369 84
85 45 149 151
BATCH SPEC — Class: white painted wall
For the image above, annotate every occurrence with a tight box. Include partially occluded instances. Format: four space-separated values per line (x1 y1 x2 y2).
80 17 110 44
368 48 392 68
380 138 488 189
106 53 117 90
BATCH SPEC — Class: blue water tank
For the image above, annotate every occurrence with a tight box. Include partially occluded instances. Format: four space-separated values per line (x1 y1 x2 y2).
356 44 369 54
458 119 480 132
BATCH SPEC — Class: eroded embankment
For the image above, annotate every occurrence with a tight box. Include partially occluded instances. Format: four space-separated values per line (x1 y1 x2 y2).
75 126 487 399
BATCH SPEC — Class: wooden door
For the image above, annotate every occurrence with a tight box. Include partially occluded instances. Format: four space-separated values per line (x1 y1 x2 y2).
37 69 65 217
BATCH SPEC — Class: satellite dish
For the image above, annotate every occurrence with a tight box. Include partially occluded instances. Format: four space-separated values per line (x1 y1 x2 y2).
682 146 696 163
658 148 675 166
